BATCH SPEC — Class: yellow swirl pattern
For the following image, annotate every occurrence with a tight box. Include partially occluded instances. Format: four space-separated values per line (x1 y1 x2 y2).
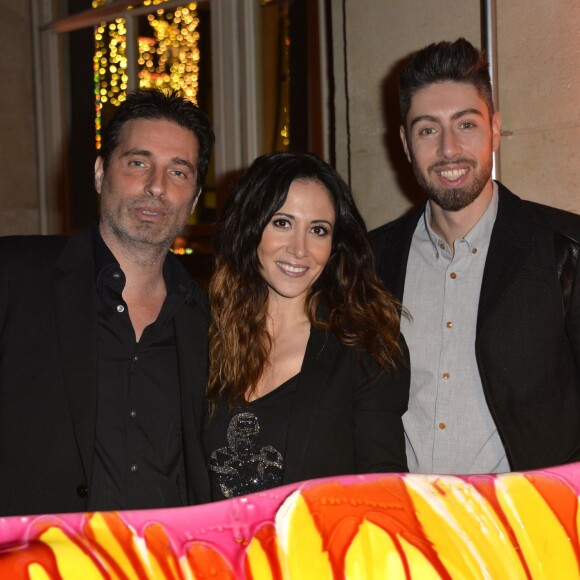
2 469 580 578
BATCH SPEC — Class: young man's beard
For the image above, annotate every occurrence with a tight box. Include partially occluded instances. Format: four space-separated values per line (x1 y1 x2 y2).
412 156 493 212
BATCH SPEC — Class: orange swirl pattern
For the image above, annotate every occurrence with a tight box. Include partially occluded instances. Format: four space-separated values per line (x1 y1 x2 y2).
2 464 580 578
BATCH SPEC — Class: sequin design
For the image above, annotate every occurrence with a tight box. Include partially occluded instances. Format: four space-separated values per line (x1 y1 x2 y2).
209 412 284 498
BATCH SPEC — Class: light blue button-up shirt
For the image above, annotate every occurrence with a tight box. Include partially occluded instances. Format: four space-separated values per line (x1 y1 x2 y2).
401 182 510 474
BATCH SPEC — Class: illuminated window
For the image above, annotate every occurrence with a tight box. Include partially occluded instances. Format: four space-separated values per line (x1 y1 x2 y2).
93 1 200 150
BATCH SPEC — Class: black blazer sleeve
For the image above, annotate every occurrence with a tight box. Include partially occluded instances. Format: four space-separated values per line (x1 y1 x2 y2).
283 329 409 484
352 337 409 474
174 288 212 505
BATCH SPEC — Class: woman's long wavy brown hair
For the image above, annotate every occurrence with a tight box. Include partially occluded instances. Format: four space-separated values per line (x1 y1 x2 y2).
207 152 404 413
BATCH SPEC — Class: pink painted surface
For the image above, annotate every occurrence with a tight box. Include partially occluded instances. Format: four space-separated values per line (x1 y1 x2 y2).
1 466 580 578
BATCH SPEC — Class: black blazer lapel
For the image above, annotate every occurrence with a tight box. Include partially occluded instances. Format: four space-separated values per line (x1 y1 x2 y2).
283 327 339 483
52 230 98 484
370 205 424 301
477 185 536 335
174 295 211 504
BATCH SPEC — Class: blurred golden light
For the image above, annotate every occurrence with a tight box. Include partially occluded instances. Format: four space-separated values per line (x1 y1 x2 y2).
93 0 199 148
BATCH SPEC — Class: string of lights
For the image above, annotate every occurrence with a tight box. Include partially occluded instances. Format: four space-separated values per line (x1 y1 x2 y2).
92 0 199 150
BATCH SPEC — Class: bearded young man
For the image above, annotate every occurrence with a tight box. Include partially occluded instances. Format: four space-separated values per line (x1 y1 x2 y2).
0 89 214 516
370 38 580 475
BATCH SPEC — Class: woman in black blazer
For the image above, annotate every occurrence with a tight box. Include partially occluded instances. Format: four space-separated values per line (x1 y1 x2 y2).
203 152 409 501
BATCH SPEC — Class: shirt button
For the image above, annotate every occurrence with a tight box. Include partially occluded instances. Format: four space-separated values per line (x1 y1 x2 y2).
117 304 125 313
130 410 137 418
442 373 450 380
133 355 138 362
112 271 121 279
130 464 138 473
446 321 453 329
449 272 457 280
472 248 478 254
439 422 446 430
439 242 445 250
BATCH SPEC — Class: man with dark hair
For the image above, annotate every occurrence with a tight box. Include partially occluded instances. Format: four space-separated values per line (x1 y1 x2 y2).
370 38 580 474
0 89 214 516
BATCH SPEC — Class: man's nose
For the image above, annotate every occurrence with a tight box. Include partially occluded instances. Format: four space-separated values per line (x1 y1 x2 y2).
146 167 166 197
438 128 462 159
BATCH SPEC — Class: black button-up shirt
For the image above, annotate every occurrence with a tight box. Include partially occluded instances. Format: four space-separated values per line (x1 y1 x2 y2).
87 228 194 511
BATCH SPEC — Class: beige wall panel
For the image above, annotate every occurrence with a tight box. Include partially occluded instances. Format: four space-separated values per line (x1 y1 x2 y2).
0 1 39 234
348 150 411 229
336 0 481 230
1 210 42 237
500 127 580 213
496 0 580 213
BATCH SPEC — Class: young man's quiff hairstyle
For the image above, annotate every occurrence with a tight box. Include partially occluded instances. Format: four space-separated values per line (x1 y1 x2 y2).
399 38 495 126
